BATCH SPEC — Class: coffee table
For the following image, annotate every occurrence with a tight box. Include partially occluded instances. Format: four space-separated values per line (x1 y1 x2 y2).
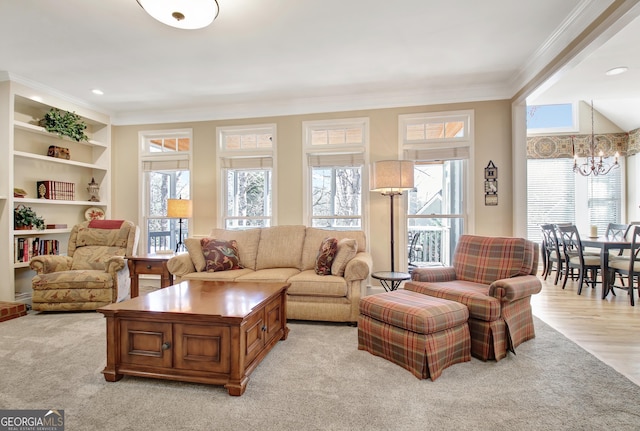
97 280 289 396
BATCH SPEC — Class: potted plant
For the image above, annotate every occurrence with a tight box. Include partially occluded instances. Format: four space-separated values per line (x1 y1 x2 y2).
14 205 45 230
39 108 89 142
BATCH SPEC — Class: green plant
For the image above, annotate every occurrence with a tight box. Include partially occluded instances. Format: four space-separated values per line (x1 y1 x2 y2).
14 205 45 230
40 108 89 142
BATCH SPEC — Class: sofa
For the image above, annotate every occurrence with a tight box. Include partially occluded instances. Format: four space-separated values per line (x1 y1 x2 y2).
166 225 372 323
406 235 542 361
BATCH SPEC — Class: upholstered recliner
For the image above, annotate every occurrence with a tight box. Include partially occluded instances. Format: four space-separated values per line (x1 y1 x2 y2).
406 235 542 361
30 220 139 311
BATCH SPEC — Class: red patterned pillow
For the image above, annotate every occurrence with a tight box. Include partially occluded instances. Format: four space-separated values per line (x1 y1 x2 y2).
315 237 338 275
201 238 242 272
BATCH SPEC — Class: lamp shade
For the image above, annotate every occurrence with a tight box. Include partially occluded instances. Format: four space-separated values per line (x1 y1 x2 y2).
167 199 193 218
370 160 415 195
137 0 219 30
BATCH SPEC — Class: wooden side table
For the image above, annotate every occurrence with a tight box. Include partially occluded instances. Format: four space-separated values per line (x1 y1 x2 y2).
127 254 175 298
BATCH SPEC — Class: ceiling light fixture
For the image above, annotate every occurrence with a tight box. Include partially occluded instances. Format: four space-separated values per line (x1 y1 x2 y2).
572 100 619 177
605 66 628 76
136 0 219 30
91 89 104 95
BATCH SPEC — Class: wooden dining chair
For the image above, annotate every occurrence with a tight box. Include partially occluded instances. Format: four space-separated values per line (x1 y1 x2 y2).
557 225 601 294
608 225 640 306
540 224 564 285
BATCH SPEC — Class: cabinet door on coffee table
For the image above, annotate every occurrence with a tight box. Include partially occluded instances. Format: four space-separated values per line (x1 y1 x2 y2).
120 320 172 368
173 324 231 373
264 296 285 344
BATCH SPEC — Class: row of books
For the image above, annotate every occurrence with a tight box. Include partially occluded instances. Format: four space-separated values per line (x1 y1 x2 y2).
37 180 76 200
14 237 59 263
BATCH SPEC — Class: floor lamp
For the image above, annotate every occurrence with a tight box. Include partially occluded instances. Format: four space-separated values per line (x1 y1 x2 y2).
167 198 193 252
371 160 414 272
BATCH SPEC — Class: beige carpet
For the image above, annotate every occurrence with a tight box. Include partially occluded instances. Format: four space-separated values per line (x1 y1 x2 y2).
1 309 639 430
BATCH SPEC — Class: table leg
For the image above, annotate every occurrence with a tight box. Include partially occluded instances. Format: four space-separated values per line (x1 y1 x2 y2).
380 279 402 292
128 260 139 298
160 262 173 288
601 247 610 299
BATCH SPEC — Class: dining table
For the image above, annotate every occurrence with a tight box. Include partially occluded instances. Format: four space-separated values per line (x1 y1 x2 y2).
581 235 631 299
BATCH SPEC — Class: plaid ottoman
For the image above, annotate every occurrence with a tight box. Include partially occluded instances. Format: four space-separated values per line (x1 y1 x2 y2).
358 290 470 380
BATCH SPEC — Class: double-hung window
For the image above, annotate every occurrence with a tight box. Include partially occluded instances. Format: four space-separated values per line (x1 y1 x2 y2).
303 118 368 230
218 124 275 229
401 111 473 267
139 129 191 253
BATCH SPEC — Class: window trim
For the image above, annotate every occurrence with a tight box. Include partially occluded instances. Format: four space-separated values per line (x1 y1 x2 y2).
217 123 277 229
302 117 369 231
138 129 193 253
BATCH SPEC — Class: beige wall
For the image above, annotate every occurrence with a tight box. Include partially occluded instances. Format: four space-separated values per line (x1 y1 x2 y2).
112 99 514 272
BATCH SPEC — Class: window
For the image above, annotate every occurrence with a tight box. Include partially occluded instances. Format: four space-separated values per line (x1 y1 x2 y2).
401 111 473 267
218 124 275 229
139 129 191 253
303 119 368 230
527 103 577 134
527 158 624 242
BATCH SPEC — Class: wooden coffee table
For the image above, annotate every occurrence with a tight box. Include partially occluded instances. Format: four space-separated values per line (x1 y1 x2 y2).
97 280 289 396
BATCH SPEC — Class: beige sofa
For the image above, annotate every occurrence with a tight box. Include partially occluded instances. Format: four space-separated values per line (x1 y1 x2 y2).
166 225 372 323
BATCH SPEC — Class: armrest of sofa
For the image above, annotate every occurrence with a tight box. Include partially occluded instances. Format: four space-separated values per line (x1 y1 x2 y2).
167 253 196 277
30 255 73 274
488 275 542 302
410 266 457 282
344 252 372 282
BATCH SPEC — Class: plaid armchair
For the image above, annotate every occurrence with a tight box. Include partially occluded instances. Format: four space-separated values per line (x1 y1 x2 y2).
407 235 541 361
30 220 139 311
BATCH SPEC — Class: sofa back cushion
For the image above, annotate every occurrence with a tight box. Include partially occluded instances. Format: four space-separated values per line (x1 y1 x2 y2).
453 235 536 284
208 228 262 270
301 228 367 271
255 225 306 270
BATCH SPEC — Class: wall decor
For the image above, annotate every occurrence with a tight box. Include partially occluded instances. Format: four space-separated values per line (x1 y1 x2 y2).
484 160 498 206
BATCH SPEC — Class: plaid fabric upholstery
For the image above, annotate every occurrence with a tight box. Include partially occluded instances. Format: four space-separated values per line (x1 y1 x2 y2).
452 235 536 284
358 291 470 380
405 280 501 321
407 235 542 361
359 290 469 334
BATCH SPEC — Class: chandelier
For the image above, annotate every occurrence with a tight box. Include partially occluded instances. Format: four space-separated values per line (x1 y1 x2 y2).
572 100 619 176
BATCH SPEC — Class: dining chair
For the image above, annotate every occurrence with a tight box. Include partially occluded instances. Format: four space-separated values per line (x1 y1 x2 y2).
605 223 630 287
540 224 564 285
608 225 640 306
557 225 601 294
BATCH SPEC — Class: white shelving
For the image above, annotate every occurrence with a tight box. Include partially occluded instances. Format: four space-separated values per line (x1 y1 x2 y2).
0 80 111 303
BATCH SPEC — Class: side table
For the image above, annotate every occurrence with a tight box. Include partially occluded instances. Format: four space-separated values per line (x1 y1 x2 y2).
372 271 411 292
127 254 175 298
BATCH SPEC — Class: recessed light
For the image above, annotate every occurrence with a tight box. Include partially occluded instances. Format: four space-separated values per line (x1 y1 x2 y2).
605 66 628 76
92 89 104 95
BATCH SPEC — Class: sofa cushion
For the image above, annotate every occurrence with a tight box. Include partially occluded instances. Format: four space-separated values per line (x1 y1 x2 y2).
301 228 367 270
331 238 358 276
405 280 502 322
185 237 206 272
71 246 123 270
201 238 242 272
453 235 536 285
208 228 262 270
315 237 338 275
235 268 301 282
255 225 306 270
288 270 348 297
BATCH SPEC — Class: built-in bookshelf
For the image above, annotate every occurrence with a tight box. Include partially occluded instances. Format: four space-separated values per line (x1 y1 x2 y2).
0 80 111 303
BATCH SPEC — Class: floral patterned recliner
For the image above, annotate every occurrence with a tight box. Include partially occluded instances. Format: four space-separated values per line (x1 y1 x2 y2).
30 220 139 311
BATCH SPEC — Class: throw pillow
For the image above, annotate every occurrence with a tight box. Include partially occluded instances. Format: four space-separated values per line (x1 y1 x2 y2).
331 238 358 276
201 238 242 272
315 237 338 275
185 237 206 272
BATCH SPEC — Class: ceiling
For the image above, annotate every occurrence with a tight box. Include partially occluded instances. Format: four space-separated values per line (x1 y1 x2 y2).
0 0 639 128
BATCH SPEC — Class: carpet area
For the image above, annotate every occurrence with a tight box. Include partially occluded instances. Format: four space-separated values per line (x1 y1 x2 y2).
1 311 639 430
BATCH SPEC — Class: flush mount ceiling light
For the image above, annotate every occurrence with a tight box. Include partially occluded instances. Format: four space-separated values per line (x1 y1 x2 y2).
136 0 219 30
605 66 628 76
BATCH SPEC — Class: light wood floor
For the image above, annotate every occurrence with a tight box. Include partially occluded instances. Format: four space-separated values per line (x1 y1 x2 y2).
532 273 640 386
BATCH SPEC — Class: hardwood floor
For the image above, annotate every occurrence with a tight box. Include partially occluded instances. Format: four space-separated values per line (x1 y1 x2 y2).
532 274 640 386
